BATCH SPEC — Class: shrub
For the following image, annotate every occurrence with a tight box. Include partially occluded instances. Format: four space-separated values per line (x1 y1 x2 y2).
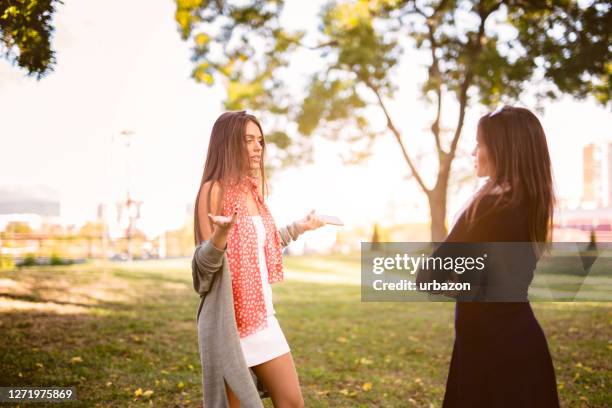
20 254 37 267
0 254 14 270
50 254 64 266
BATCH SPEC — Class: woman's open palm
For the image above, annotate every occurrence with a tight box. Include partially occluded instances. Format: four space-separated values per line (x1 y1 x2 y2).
208 210 238 232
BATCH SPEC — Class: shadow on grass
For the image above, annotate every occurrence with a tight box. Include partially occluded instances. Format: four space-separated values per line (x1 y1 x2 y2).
0 292 100 309
0 260 610 407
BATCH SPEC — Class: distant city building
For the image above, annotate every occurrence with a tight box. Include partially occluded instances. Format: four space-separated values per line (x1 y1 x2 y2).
582 142 612 208
555 206 612 241
0 186 61 231
609 141 612 206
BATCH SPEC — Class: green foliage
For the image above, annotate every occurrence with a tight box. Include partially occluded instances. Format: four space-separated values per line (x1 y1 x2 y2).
588 228 597 251
174 0 310 168
3 221 32 234
371 223 382 251
297 76 373 154
20 253 36 266
508 0 611 105
0 0 62 78
49 253 72 266
176 0 611 150
371 223 380 242
174 0 300 106
0 254 14 270
50 253 62 265
176 0 611 238
78 221 105 238
322 1 398 90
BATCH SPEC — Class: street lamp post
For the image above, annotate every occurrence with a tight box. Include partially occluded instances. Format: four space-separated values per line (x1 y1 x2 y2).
117 130 143 261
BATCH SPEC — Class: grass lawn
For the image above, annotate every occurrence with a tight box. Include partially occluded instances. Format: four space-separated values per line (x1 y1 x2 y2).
0 254 610 407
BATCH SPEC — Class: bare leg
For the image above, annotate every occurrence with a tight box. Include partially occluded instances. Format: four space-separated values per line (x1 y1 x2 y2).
251 352 304 408
225 379 240 408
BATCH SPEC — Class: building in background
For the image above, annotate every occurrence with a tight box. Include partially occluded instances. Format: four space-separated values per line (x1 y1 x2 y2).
555 141 612 242
609 141 612 207
582 142 612 209
0 186 61 232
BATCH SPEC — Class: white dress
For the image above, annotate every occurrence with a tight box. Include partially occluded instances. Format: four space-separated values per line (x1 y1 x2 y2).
239 215 291 367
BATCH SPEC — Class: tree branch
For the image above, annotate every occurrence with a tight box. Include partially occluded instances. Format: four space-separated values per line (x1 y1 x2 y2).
366 79 431 194
426 21 445 158
447 0 504 171
448 73 471 160
297 40 339 50
434 0 451 15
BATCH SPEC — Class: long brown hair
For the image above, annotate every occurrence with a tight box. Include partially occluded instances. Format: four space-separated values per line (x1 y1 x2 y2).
193 111 268 245
466 106 556 246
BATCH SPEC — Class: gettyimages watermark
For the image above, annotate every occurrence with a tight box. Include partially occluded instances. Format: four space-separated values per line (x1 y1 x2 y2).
361 242 612 302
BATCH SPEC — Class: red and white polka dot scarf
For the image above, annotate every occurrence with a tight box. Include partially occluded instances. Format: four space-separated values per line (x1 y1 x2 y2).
222 175 284 338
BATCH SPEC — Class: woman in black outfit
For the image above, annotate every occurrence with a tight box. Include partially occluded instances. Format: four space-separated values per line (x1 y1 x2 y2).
418 106 560 407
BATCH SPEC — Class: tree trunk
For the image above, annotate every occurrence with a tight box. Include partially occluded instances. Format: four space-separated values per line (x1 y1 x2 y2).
428 186 448 242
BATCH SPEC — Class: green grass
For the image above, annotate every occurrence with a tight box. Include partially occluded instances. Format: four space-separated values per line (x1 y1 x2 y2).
0 255 610 407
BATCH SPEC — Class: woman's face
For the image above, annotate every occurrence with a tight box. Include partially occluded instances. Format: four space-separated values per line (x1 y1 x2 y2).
244 120 263 171
472 129 492 178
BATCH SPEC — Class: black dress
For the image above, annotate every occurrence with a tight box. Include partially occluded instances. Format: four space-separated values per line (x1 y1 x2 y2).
423 192 560 408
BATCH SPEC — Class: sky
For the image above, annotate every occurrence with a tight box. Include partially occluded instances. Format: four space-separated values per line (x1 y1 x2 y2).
1 0 610 242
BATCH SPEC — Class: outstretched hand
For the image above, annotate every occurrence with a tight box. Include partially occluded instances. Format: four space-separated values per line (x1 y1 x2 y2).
298 209 325 232
208 207 238 232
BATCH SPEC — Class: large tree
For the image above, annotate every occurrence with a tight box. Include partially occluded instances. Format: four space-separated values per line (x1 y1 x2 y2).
0 0 62 78
175 0 311 169
176 0 611 240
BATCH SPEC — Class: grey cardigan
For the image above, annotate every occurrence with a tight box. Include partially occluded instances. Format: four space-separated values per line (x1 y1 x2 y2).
192 223 303 407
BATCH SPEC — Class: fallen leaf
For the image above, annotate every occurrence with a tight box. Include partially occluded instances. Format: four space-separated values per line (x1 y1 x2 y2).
362 382 373 391
134 388 143 397
71 356 83 364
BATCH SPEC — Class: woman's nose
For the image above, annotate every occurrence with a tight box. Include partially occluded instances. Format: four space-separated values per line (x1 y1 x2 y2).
471 146 477 157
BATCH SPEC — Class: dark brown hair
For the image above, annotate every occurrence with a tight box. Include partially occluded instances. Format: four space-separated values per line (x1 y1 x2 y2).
466 106 556 246
193 111 268 245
